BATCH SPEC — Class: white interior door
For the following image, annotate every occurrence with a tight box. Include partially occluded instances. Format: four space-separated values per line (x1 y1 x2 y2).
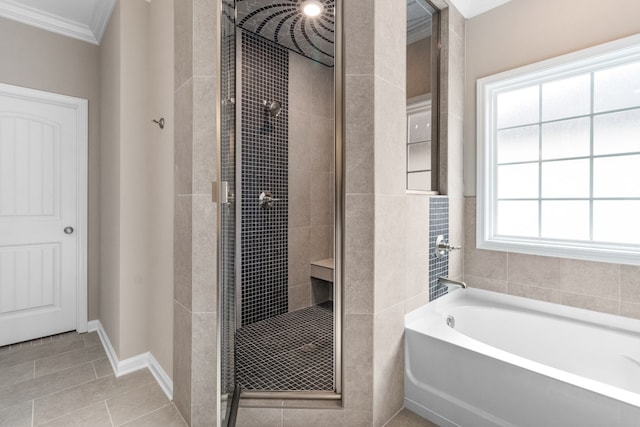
0 84 87 346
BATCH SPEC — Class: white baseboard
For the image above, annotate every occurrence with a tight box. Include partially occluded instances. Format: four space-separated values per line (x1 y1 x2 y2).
89 320 173 400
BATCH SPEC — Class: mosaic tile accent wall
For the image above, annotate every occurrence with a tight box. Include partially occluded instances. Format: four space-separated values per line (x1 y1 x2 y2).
429 196 449 301
240 31 289 326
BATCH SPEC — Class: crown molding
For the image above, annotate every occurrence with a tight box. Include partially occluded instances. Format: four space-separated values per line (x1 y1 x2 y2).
0 0 116 45
448 0 512 18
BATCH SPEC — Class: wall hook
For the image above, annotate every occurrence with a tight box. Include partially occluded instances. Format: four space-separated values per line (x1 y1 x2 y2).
152 118 165 129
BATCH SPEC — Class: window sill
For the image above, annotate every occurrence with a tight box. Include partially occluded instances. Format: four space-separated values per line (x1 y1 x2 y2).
478 237 640 266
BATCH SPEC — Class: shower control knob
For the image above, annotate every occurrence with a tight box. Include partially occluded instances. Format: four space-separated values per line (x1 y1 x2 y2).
259 191 281 209
435 235 461 258
64 226 74 235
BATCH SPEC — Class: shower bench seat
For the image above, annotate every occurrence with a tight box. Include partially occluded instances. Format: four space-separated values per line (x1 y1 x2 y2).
310 258 334 283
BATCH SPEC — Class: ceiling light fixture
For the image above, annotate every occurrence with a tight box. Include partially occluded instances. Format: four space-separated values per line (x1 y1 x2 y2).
301 0 324 17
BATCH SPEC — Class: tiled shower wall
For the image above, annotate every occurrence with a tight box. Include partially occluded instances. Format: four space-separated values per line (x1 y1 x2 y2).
288 52 335 312
240 31 289 326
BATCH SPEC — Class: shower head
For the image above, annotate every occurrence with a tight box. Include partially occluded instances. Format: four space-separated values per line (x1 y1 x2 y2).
262 100 282 118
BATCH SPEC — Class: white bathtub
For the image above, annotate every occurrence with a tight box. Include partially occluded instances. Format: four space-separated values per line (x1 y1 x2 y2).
404 288 640 427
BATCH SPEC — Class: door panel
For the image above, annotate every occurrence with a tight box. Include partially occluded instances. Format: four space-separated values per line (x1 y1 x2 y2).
0 84 85 346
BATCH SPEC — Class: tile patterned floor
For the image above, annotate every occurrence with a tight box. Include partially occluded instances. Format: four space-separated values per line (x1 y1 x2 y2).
235 302 334 391
0 331 186 427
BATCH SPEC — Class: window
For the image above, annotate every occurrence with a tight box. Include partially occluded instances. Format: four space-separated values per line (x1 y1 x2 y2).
407 99 432 190
477 35 640 265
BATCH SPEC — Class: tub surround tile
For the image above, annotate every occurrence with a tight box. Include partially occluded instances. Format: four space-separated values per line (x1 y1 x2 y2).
621 301 640 320
621 265 640 303
508 253 619 299
464 275 508 294
373 0 406 89
507 283 619 316
405 195 430 300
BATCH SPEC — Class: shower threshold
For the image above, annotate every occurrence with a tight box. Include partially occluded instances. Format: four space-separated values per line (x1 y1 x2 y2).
235 301 333 392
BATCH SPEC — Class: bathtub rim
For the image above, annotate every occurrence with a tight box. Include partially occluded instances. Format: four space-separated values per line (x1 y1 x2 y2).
405 287 640 409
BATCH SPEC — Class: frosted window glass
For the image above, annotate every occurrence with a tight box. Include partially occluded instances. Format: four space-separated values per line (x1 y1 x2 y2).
497 201 538 237
593 154 640 197
408 111 431 143
593 201 640 245
408 171 430 191
496 85 539 129
542 74 591 121
541 118 590 160
541 159 590 198
408 142 431 172
541 201 590 240
497 163 539 199
497 125 539 164
594 109 640 155
594 61 640 112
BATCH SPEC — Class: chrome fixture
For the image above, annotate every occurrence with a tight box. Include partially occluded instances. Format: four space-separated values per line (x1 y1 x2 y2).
259 191 281 209
64 226 74 234
261 100 282 117
434 234 461 258
446 315 455 328
151 117 165 129
438 276 467 290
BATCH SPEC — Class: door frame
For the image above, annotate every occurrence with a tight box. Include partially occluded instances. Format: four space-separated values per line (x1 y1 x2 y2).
0 83 88 334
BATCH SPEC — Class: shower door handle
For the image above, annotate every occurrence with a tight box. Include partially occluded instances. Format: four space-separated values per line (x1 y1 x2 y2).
259 191 281 209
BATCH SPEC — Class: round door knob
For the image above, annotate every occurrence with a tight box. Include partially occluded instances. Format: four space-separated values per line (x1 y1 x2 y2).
64 227 74 235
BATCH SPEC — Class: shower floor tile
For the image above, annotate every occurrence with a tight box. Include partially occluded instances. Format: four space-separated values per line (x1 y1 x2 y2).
235 302 333 391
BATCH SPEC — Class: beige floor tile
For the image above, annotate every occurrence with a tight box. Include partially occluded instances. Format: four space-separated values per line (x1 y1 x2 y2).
37 401 112 427
385 409 438 427
92 358 115 378
0 334 85 370
0 401 32 427
82 332 101 348
106 382 170 426
34 369 154 424
0 361 34 387
0 362 95 411
120 404 187 427
35 344 106 377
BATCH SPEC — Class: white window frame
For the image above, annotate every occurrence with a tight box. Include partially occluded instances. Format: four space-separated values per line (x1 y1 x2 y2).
477 34 640 266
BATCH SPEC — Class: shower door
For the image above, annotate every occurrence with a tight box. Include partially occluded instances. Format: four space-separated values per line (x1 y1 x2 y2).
218 0 342 407
218 0 238 424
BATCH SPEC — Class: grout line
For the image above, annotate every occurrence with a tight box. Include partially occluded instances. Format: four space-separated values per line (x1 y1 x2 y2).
104 400 115 427
31 400 34 427
114 402 174 426
32 361 36 379
91 360 98 379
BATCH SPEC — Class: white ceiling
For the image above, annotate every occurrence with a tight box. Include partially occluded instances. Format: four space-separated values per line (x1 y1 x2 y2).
0 0 116 45
0 0 510 47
